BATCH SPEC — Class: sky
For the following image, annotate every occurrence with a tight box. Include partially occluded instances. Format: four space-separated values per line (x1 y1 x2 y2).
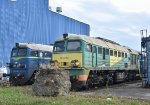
49 0 150 50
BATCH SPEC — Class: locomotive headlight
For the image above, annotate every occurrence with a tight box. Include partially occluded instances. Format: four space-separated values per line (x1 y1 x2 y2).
6 63 13 68
70 60 79 67
17 63 26 68
50 60 58 66
20 63 26 68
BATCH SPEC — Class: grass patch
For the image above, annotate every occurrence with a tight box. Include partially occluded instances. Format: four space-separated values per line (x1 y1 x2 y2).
0 86 149 105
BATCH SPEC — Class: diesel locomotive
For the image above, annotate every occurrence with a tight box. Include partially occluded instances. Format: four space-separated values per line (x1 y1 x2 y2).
9 43 53 85
53 33 140 89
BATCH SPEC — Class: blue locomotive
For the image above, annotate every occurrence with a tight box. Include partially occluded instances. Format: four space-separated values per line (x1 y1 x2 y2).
8 43 53 85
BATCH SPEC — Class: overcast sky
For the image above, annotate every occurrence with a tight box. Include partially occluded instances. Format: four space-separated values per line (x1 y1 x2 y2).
49 0 150 50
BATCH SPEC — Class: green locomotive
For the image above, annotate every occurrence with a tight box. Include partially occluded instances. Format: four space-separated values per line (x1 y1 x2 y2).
53 33 140 89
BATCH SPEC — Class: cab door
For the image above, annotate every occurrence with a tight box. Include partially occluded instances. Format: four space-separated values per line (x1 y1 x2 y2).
38 51 43 67
42 51 52 64
103 48 106 65
29 50 39 70
92 46 97 67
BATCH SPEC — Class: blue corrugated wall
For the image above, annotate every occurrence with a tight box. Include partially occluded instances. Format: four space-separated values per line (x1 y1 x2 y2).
0 0 90 66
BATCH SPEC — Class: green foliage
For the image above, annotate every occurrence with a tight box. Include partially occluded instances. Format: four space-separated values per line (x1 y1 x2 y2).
0 86 149 105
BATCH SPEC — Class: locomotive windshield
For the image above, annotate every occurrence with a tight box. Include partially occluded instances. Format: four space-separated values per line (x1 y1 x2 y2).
12 48 27 57
54 40 81 52
12 48 18 57
54 41 65 52
67 41 81 51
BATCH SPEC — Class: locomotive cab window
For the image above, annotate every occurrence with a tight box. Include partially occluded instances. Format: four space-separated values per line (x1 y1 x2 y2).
39 52 43 57
138 55 141 59
98 47 102 54
103 48 105 60
125 53 127 58
67 41 81 51
92 46 97 53
11 48 28 57
134 55 137 64
118 52 121 57
122 52 124 58
30 51 38 57
43 52 52 58
110 50 113 56
86 44 92 52
54 41 65 52
11 48 18 57
106 49 109 55
18 48 27 57
114 51 117 57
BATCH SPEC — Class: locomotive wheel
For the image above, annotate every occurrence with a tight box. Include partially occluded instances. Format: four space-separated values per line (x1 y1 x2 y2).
106 75 114 86
98 80 104 87
26 70 38 85
142 80 148 88
81 84 89 90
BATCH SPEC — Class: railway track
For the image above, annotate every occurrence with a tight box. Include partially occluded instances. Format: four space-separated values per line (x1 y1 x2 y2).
74 80 150 101
75 80 142 91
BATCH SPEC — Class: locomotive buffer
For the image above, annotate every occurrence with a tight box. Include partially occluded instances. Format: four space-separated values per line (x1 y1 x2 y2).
140 29 150 87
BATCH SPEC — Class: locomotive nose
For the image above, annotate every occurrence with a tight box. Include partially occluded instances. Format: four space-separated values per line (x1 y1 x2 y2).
10 71 28 85
16 73 24 79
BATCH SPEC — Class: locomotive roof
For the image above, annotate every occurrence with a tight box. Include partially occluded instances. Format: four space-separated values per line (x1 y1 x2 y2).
56 34 139 54
123 46 139 55
15 43 53 52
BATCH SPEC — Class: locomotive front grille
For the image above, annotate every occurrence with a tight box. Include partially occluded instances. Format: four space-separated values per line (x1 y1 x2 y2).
53 53 83 68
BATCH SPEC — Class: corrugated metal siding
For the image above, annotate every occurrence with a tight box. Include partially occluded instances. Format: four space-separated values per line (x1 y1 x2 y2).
0 0 90 66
